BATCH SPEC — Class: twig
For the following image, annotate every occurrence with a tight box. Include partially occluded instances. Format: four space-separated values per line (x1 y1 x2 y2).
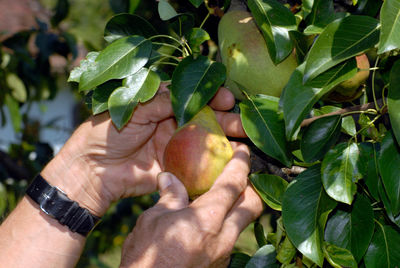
300 99 386 128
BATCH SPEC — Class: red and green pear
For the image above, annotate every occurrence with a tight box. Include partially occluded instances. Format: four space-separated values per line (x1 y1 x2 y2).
163 105 233 198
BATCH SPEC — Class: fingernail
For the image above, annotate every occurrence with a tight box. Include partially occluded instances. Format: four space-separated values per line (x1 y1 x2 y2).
158 172 173 191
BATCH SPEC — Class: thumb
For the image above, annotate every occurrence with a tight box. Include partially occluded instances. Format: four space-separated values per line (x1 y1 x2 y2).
155 172 189 210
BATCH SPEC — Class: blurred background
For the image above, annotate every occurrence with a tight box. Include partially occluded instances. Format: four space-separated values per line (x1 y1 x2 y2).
0 0 268 266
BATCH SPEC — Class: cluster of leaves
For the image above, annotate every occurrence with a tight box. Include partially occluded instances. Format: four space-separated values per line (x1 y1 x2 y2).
69 0 400 267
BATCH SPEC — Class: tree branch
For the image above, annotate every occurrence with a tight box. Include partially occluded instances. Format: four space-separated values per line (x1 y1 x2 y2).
300 99 386 128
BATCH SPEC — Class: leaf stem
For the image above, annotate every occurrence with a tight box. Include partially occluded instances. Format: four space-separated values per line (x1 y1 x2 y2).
199 13 211 29
371 56 380 111
152 42 185 54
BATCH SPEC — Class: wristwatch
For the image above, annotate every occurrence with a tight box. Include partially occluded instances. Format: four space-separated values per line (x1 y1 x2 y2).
26 174 100 236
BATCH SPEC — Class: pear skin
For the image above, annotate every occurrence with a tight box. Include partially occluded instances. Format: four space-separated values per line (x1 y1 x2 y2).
163 106 233 198
218 10 298 99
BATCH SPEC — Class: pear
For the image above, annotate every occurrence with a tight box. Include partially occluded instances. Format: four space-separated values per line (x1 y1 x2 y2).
218 10 298 99
163 105 233 198
324 54 370 102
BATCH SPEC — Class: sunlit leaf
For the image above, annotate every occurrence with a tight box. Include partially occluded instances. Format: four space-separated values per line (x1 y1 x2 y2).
323 243 357 268
247 0 297 64
68 51 99 83
108 68 160 130
170 55 226 126
240 95 292 166
303 15 380 83
79 36 152 92
282 165 337 266
378 0 400 54
321 142 362 204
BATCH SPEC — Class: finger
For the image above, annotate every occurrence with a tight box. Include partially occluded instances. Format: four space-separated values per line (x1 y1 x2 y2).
132 91 174 124
191 143 250 224
219 184 264 244
209 87 235 111
153 172 189 211
215 111 247 138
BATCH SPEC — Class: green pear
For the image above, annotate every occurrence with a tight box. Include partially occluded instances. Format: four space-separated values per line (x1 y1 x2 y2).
218 10 298 99
163 105 233 198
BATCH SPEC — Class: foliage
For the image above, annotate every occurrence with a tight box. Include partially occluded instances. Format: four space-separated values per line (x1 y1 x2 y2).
3 0 400 266
68 0 400 266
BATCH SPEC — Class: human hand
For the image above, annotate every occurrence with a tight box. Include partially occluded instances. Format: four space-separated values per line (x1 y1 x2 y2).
41 84 247 216
120 143 264 268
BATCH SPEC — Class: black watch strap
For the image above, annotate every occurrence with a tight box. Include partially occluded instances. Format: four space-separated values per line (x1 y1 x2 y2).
26 174 100 236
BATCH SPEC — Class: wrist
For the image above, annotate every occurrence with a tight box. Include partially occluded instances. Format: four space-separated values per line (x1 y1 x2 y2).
41 133 111 217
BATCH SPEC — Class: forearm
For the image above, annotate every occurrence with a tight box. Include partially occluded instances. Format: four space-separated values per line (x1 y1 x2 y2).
0 197 85 267
0 130 109 267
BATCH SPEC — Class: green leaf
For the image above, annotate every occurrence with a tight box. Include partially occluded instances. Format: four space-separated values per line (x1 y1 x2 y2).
170 55 226 126
324 194 375 262
92 80 122 115
6 73 27 103
189 0 203 8
313 106 357 136
276 236 296 264
254 221 268 248
364 224 400 268
304 0 336 35
303 15 380 83
245 245 278 268
158 0 178 21
388 60 400 146
282 165 337 267
378 179 400 227
247 0 297 64
229 253 251 268
323 243 357 268
169 13 195 38
378 0 400 54
378 131 400 215
321 142 362 204
301 115 342 163
51 0 69 27
5 95 21 133
249 173 288 211
79 36 152 92
68 51 99 83
240 95 292 167
359 142 380 201
188 28 210 53
281 59 357 140
108 68 160 130
104 14 157 43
